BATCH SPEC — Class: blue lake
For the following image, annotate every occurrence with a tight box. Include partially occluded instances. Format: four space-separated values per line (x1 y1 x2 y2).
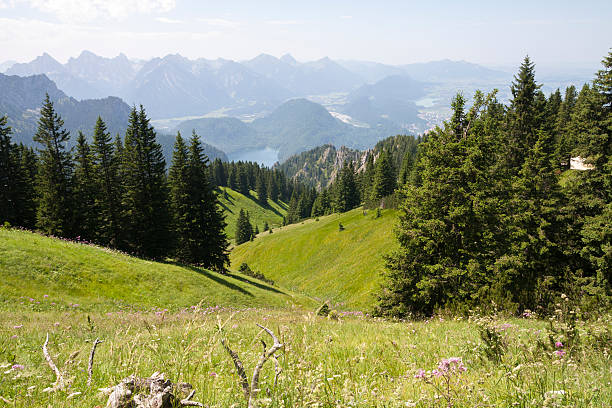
228 147 280 167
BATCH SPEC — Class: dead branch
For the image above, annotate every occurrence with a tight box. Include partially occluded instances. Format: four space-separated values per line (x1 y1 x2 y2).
104 372 203 408
220 324 284 408
88 338 103 387
249 324 283 407
42 333 66 392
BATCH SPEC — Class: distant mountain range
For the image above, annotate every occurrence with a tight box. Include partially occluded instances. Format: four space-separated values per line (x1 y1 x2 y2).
174 98 399 161
9 52 589 166
2 51 512 121
0 73 227 162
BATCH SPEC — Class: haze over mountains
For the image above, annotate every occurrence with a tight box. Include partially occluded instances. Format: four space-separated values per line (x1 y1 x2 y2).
1 51 591 165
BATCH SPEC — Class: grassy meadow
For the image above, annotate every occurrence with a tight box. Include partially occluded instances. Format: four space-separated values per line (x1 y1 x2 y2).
0 228 313 312
0 223 609 407
218 187 288 241
0 308 609 407
231 207 398 309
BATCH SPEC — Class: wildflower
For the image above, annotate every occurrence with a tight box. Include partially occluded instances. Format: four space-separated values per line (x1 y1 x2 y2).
53 322 60 327
43 294 49 298
13 324 22 329
209 372 217 377
11 364 24 371
554 350 566 357
555 341 563 348
414 369 426 379
10 335 17 339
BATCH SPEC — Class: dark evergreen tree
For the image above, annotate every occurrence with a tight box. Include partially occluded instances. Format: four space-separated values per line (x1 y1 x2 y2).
169 132 190 258
121 106 170 258
505 56 541 171
235 208 253 245
189 132 229 269
15 144 37 228
92 117 121 247
0 115 19 225
256 172 268 206
371 151 397 201
555 85 578 166
33 94 74 236
332 162 360 213
72 131 97 241
377 92 502 316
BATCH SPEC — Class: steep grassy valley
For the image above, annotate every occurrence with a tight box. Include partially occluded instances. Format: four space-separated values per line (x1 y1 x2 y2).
218 187 288 240
230 207 398 310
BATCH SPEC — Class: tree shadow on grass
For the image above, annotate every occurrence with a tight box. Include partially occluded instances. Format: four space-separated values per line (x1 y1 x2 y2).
224 271 287 295
164 261 253 297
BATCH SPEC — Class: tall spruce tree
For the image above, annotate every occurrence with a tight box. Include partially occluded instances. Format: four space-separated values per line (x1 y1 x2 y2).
121 106 170 258
169 132 191 260
371 151 397 201
332 162 360 213
92 118 121 247
505 56 541 171
235 208 253 245
0 115 19 225
33 94 74 237
72 132 98 241
256 172 268 206
14 144 37 228
170 131 229 268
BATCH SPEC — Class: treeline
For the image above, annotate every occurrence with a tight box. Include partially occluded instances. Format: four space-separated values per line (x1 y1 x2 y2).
376 53 611 317
309 135 421 217
0 95 228 269
208 159 299 206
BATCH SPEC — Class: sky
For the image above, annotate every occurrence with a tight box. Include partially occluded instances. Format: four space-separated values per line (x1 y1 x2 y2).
0 0 610 69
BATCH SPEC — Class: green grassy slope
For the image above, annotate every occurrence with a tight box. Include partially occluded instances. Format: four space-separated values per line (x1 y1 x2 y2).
0 228 314 312
230 207 398 310
218 187 287 240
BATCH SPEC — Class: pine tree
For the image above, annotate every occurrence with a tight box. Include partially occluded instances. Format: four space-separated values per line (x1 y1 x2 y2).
267 173 279 202
187 132 229 269
377 92 501 316
33 94 74 237
168 132 191 260
92 117 121 247
72 131 97 241
286 190 300 224
371 151 396 201
332 162 360 213
235 208 253 245
555 85 578 166
496 128 568 309
256 172 268 206
14 144 37 228
121 106 170 258
263 221 269 232
505 56 542 171
0 115 18 225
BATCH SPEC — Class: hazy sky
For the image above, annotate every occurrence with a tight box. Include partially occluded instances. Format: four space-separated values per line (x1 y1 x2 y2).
0 0 610 68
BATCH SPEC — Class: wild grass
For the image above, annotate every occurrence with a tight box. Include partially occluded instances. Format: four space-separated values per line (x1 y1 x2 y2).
0 228 313 312
230 207 398 310
0 308 609 407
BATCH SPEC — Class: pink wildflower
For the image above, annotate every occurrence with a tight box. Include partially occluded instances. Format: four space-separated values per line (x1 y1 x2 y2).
414 369 426 379
555 341 563 348
13 325 22 329
11 364 24 370
554 350 566 357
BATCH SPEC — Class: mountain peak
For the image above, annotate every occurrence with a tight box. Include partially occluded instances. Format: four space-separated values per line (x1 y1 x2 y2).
280 53 297 65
